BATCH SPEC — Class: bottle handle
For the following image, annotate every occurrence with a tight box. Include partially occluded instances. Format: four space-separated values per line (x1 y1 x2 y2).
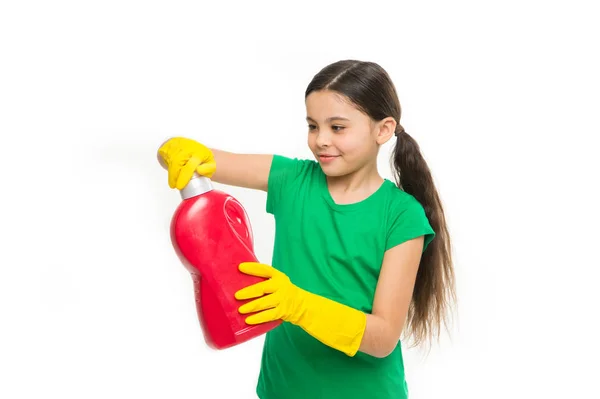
224 197 255 254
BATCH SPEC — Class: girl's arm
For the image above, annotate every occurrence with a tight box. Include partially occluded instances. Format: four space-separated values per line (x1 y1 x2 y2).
210 149 273 192
157 137 274 192
358 236 424 357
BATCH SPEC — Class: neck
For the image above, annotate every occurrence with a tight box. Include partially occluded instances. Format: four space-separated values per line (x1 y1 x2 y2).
326 161 383 201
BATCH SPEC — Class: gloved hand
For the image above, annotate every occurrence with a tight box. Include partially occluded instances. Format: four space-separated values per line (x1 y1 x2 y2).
157 137 216 190
235 262 367 357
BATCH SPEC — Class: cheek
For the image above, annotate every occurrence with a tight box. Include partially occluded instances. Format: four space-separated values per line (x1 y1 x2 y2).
338 135 370 156
307 134 316 149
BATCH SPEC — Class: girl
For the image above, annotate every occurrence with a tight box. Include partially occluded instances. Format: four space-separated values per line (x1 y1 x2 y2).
158 60 456 399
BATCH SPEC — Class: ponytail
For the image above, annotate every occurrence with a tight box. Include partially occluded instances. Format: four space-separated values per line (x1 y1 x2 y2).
392 127 456 348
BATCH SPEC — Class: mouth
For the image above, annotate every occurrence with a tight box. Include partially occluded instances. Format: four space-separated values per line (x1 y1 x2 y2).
318 154 339 163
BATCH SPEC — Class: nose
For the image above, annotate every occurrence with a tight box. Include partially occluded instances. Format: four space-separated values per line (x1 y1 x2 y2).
315 130 332 148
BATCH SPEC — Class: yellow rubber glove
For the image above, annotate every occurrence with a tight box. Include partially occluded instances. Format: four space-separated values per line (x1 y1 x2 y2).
235 262 367 357
157 137 217 190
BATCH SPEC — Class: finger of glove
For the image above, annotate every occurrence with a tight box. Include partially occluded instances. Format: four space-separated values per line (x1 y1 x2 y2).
196 160 216 178
157 137 184 164
175 156 202 190
166 147 191 189
244 307 281 325
157 146 169 166
238 292 281 314
234 278 278 300
239 262 277 279
167 159 183 189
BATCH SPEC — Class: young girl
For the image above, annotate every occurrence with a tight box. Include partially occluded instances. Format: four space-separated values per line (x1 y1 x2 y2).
158 60 456 399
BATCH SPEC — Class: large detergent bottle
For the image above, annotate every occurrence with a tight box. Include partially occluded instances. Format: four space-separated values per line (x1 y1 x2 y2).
168 173 282 349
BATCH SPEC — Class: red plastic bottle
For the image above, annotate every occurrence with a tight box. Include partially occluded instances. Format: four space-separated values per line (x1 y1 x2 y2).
169 173 282 349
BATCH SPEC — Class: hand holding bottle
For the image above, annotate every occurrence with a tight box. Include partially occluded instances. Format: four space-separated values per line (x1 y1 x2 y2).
235 262 366 357
157 137 217 190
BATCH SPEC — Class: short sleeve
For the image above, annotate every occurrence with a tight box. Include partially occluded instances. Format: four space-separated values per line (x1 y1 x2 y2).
266 155 313 216
386 198 436 253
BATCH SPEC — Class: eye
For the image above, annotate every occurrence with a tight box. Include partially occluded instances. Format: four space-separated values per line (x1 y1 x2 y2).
332 125 345 132
307 124 317 131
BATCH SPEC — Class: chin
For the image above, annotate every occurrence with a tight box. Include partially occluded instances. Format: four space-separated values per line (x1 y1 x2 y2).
318 163 349 177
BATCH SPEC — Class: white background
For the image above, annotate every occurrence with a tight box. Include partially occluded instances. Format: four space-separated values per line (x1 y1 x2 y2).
1 1 599 398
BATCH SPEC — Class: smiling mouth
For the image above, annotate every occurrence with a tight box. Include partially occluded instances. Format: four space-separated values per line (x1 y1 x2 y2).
318 155 339 163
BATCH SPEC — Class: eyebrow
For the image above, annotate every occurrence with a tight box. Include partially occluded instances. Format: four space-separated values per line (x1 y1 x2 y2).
306 116 350 123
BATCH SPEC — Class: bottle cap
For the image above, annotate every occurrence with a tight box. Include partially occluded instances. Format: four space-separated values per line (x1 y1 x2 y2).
180 172 214 199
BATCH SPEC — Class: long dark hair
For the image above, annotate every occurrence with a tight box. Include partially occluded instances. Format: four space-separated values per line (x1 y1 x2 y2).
305 60 456 348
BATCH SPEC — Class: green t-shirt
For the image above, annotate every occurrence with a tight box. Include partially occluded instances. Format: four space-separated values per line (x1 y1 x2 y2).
256 155 435 399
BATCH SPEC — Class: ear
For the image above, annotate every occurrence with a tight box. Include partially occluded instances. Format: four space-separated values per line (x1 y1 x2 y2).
374 117 397 145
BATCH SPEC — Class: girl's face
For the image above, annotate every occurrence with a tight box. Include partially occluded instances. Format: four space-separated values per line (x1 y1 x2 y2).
305 90 392 177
